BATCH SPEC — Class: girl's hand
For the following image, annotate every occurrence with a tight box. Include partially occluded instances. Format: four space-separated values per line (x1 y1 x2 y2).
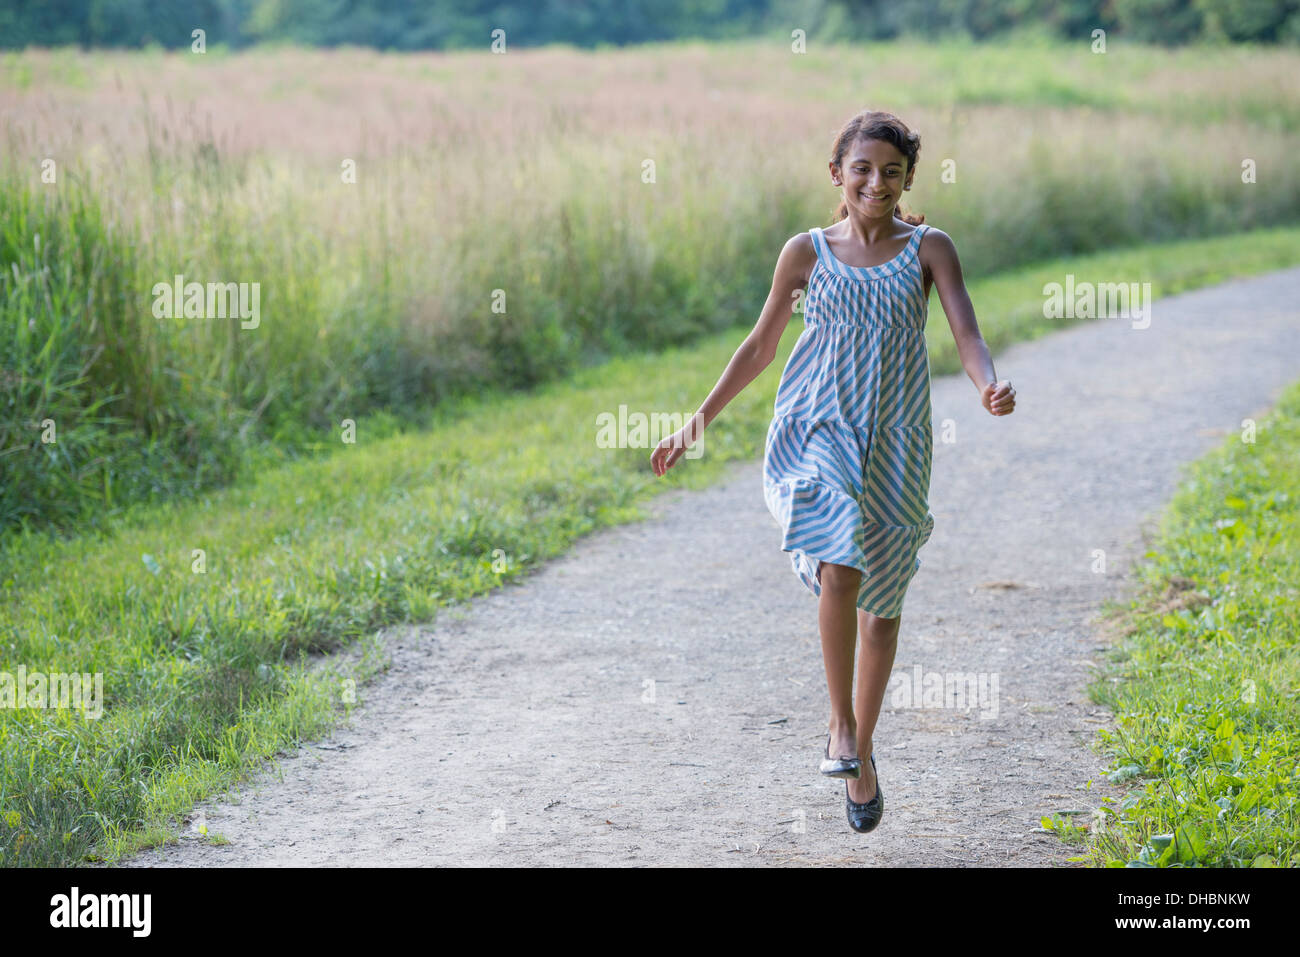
981 379 1016 416
650 417 703 477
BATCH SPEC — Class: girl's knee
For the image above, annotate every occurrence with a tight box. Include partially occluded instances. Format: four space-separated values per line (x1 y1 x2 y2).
818 561 861 594
861 609 900 625
859 609 902 642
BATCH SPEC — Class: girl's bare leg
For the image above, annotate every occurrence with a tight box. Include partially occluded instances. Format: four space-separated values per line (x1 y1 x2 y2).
818 561 861 774
848 609 901 803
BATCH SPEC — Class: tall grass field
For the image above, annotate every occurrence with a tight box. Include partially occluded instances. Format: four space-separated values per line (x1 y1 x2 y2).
3 39 1299 531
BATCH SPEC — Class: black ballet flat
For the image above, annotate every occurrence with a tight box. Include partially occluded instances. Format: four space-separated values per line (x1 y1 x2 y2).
819 732 862 779
845 754 884 833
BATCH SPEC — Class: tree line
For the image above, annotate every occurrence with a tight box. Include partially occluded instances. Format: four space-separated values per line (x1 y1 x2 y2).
0 0 1297 51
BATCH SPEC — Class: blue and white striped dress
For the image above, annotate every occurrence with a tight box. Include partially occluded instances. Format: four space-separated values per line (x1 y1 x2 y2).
762 223 935 618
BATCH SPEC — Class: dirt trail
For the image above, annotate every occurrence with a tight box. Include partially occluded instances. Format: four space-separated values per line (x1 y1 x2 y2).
118 268 1300 866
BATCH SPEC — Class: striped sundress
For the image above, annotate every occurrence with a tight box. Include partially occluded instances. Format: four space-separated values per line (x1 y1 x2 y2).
762 222 935 618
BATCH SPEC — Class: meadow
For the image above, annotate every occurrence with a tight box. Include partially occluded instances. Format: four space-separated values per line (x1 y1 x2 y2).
2 38 1299 866
4 39 1299 530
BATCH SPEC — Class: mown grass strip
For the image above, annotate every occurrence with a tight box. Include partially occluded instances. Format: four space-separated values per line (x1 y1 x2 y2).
1046 374 1300 867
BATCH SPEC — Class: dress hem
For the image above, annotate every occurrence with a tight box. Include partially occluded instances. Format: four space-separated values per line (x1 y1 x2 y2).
782 544 921 618
763 476 933 618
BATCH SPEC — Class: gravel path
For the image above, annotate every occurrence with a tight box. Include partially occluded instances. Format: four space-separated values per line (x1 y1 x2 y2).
118 267 1300 867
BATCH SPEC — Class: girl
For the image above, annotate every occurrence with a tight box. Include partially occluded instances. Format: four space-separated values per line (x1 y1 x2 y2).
650 109 1015 834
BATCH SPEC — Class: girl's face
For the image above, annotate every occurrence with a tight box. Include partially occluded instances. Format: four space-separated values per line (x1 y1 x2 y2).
831 136 914 220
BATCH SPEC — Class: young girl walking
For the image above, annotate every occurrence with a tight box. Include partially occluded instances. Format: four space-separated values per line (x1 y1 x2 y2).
650 109 1016 834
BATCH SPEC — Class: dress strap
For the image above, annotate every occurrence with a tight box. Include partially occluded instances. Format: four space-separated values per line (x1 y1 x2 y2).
809 226 830 261
905 223 929 263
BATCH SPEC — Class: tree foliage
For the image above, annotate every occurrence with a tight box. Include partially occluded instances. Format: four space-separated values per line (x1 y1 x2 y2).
0 0 1296 51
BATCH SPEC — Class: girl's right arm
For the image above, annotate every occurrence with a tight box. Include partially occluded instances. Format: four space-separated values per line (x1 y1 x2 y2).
650 232 814 476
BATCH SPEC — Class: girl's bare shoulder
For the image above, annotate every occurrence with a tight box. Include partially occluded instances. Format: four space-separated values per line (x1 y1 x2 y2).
917 224 958 267
774 230 818 287
788 229 818 259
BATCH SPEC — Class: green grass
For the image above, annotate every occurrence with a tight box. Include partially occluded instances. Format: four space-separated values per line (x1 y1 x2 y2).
1 227 1298 866
1052 375 1300 867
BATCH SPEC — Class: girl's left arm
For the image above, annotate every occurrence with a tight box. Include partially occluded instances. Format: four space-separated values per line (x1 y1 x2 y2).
923 228 1016 416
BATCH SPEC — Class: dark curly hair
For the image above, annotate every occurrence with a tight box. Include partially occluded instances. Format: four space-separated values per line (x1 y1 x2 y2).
829 110 924 226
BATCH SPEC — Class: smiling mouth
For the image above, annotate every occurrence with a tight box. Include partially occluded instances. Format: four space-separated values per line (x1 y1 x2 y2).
862 193 889 202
